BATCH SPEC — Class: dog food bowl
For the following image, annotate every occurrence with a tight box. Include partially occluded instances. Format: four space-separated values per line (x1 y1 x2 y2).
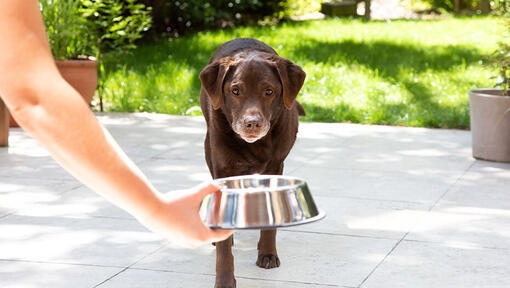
200 175 326 229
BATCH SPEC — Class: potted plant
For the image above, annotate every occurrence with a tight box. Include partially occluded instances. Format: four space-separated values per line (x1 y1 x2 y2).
469 20 510 162
10 0 152 127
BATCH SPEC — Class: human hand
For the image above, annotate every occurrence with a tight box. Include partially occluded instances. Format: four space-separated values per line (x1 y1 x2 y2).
137 182 233 248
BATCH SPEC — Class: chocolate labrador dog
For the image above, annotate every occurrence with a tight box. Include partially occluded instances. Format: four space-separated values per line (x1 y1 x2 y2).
199 38 306 288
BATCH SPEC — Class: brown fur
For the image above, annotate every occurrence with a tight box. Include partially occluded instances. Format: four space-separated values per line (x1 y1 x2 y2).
199 38 306 288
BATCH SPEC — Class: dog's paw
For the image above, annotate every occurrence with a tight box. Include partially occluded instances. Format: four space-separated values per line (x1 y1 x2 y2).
256 253 280 269
214 272 236 288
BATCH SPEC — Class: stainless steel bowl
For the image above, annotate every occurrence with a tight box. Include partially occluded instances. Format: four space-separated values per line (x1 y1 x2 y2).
200 175 326 229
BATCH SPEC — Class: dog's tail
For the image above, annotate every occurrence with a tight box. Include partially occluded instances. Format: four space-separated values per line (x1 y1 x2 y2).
296 102 306 116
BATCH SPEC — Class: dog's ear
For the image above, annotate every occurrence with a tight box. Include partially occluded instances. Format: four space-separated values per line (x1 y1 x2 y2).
199 59 231 110
275 57 306 110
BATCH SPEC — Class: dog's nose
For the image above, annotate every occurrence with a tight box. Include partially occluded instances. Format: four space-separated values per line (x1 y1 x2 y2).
244 115 262 130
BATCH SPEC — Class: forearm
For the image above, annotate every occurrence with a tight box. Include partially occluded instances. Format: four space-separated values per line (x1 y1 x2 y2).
11 79 161 220
34 84 162 220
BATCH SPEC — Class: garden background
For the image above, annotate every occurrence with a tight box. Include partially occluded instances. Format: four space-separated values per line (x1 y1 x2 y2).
44 0 509 129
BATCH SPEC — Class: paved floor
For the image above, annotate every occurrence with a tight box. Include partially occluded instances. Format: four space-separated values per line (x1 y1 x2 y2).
1 113 509 288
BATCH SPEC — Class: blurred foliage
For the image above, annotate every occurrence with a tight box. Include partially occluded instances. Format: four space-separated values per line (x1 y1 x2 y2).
283 0 323 16
140 0 286 37
417 0 508 14
139 0 325 37
39 0 95 60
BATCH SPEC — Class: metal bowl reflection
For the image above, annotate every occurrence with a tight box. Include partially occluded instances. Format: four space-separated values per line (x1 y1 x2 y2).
200 175 325 229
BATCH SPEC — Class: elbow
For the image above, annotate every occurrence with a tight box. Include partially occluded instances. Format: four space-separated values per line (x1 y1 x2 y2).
2 83 42 122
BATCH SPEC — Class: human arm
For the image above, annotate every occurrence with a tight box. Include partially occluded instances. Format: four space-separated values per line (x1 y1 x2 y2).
0 0 232 247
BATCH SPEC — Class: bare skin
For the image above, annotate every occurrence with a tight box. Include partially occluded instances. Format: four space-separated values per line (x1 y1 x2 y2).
0 0 232 248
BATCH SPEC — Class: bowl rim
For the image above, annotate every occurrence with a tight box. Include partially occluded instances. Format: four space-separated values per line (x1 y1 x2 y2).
206 209 327 230
213 174 306 193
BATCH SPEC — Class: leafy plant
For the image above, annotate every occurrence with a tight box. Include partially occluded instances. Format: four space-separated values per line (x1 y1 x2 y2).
487 20 510 95
79 0 152 110
39 0 96 60
81 0 152 55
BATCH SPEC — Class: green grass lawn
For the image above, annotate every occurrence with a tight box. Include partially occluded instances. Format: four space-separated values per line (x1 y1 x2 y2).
101 17 504 129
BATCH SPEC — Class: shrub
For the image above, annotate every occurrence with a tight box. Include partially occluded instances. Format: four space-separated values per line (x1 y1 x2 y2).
141 0 286 36
81 0 152 55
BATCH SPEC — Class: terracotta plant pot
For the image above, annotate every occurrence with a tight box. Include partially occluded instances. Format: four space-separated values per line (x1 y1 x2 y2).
0 98 9 147
469 88 510 162
9 59 98 127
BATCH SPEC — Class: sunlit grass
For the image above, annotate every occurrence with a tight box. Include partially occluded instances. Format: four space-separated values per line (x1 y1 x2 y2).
101 17 503 128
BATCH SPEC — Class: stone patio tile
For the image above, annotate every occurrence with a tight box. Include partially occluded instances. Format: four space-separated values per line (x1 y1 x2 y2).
435 160 510 210
404 205 510 250
0 177 80 214
404 160 510 249
137 157 212 192
298 126 474 173
0 129 76 180
0 214 166 267
361 240 510 288
282 195 428 240
98 268 341 288
290 166 456 204
0 153 74 181
133 230 398 287
15 186 132 220
99 113 205 157
0 260 121 288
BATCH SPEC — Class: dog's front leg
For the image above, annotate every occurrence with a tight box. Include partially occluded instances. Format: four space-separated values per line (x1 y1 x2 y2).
257 162 283 269
215 236 236 288
257 229 280 269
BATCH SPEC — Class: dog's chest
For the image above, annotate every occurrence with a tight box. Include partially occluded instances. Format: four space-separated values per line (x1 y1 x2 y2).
233 135 286 174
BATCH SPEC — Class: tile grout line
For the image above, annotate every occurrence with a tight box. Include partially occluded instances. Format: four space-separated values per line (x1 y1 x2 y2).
279 228 401 241
92 242 170 288
128 266 341 287
0 258 125 269
311 194 426 205
0 212 14 220
428 161 476 211
402 238 510 251
357 232 409 288
235 274 340 287
91 267 129 288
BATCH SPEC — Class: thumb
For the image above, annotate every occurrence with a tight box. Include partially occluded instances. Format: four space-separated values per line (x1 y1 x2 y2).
207 228 234 243
195 182 222 199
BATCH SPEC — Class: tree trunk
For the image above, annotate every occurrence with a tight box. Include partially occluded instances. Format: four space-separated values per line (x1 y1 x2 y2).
454 0 461 13
0 98 9 147
481 0 490 14
364 0 371 19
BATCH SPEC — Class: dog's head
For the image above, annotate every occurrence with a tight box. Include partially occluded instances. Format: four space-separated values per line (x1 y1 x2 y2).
200 51 306 143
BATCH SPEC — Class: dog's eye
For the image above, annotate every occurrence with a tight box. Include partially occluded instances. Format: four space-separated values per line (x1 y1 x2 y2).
265 89 273 96
232 88 240 95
